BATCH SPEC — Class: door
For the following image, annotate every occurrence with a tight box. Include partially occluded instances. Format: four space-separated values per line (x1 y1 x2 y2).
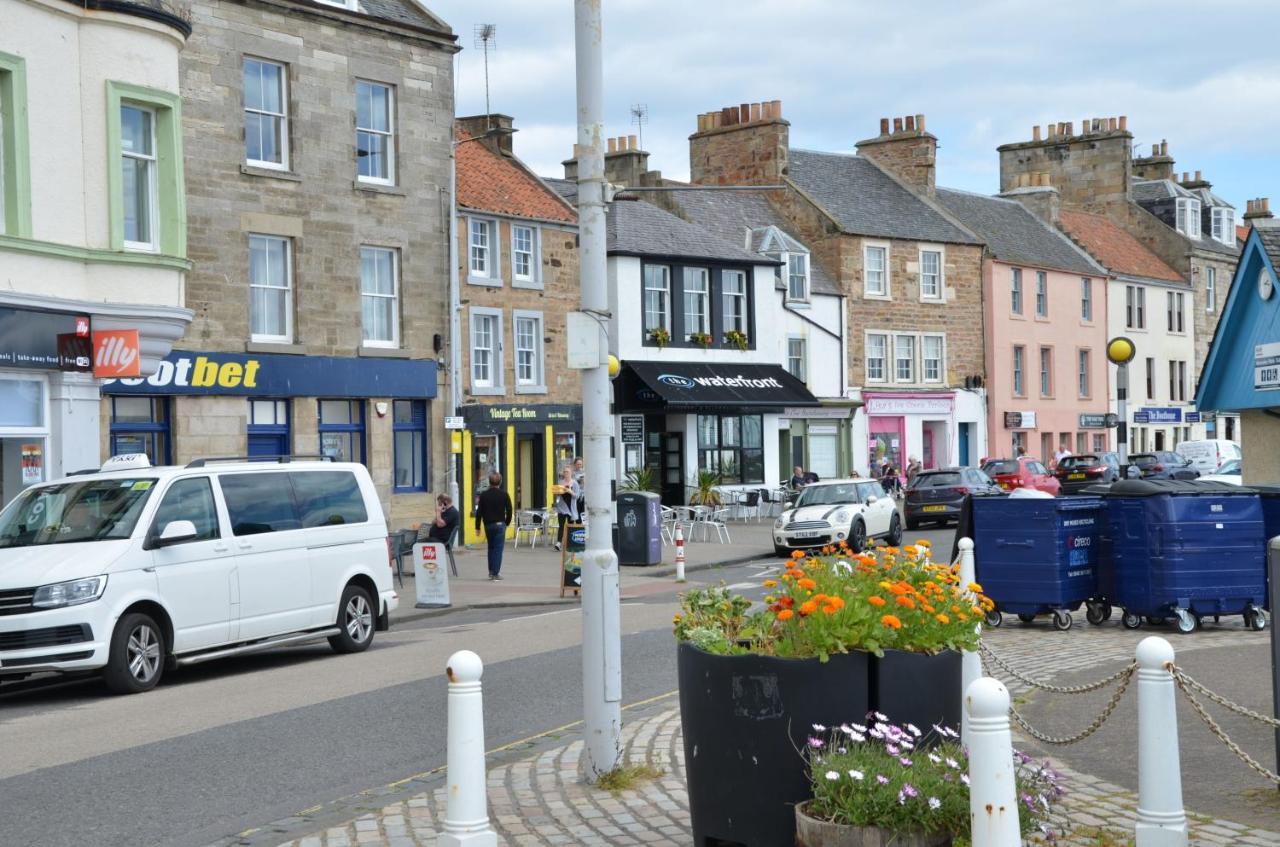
472 434 500 514
808 433 838 480
868 416 904 472
1154 430 1166 451
662 433 684 506
921 429 934 469
291 470 374 626
516 436 534 510
857 481 892 537
958 423 971 467
149 476 236 653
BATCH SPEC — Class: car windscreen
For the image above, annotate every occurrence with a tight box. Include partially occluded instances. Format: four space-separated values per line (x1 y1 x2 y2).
0 478 157 547
912 472 962 488
982 461 1019 475
795 484 857 507
1058 455 1100 470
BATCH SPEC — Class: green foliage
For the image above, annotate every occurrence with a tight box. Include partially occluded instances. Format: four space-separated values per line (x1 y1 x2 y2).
618 467 659 494
687 469 724 505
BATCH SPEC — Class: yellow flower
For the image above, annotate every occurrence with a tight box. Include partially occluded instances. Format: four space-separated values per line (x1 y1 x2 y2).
968 582 983 594
762 579 777 588
935 613 950 624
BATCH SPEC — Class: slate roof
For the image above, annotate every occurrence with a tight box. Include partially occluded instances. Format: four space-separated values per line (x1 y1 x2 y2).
456 133 576 224
1058 210 1185 283
1259 223 1280 262
935 188 1104 276
606 198 773 265
786 149 980 245
543 177 577 203
1131 178 1194 204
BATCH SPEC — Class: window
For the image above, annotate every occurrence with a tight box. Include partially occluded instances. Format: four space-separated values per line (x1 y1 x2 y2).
786 336 806 382
1011 268 1023 314
512 224 539 286
683 267 710 339
1035 271 1047 317
1145 357 1155 400
1177 361 1187 402
1206 266 1216 312
355 80 394 183
643 264 670 338
318 399 365 463
919 248 943 300
393 400 428 492
1081 277 1093 321
469 309 502 393
220 473 301 536
1039 347 1053 397
0 51 32 237
243 58 287 169
1093 434 1105 453
360 246 398 347
1176 197 1201 239
1168 359 1177 402
1165 291 1185 333
150 477 219 544
248 399 290 458
291 471 368 527
696 415 764 484
468 218 498 281
894 335 914 382
249 234 292 342
922 335 943 382
722 269 748 336
866 333 887 382
1078 349 1090 398
120 105 156 250
109 396 169 465
787 254 809 301
1126 285 1146 329
1211 208 1235 245
513 311 545 391
1012 346 1025 396
864 244 888 296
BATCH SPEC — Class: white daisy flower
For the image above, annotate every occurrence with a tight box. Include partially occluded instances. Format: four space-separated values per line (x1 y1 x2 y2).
825 770 840 781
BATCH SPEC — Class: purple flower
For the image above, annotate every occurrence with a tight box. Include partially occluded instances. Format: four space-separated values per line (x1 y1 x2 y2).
876 774 890 785
886 743 900 755
902 783 919 798
808 737 824 749
899 756 913 767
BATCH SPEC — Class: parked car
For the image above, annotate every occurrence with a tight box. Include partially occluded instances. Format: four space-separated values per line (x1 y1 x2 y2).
1054 452 1122 493
1129 451 1200 480
0 454 398 694
1198 458 1242 485
773 478 901 555
1174 439 1241 476
903 467 1000 529
980 457 1061 495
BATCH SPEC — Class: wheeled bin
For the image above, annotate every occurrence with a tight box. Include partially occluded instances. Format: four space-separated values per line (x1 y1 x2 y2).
1247 483 1280 614
970 495 1106 631
1100 479 1267 633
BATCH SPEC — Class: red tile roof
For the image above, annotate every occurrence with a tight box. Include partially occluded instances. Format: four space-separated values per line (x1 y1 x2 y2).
455 131 576 224
1237 224 1250 244
1058 210 1184 282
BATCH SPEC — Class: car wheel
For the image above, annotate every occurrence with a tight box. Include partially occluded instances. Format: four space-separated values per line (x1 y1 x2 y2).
103 612 165 695
847 520 866 553
886 514 903 546
329 584 376 654
905 517 921 531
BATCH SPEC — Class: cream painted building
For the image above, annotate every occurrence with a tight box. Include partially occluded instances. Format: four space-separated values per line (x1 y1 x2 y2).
0 0 193 501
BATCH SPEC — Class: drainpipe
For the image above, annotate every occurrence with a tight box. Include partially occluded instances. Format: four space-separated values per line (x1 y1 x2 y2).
446 56 461 508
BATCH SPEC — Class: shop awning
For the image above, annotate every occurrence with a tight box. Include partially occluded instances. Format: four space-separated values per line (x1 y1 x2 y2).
614 361 819 413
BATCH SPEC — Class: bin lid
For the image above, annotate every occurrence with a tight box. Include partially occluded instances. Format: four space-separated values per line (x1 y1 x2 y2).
1245 483 1280 496
1106 479 1254 497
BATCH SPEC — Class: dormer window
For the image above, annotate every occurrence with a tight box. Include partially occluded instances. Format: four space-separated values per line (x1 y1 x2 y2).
315 0 360 9
786 253 809 302
1176 198 1201 239
1211 208 1236 246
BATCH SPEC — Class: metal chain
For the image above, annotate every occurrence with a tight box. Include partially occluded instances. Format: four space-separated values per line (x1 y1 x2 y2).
1174 677 1280 784
980 642 1137 695
1006 665 1136 745
1170 666 1280 729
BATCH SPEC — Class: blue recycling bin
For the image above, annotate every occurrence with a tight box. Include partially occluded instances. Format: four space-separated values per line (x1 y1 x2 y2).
1246 484 1280 613
1101 479 1267 631
971 495 1106 630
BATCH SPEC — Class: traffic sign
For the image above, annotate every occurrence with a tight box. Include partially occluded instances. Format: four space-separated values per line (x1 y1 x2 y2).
444 416 465 430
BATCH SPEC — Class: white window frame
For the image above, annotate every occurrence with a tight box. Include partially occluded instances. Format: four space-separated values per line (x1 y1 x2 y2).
469 308 504 395
1206 266 1216 313
1081 277 1093 321
359 245 399 348
643 264 671 337
918 246 944 302
865 332 888 383
786 335 807 383
863 241 890 299
511 224 541 288
121 103 158 252
512 309 546 394
243 57 288 171
894 334 915 383
1010 267 1023 314
1176 197 1201 240
1078 348 1090 398
722 269 748 335
355 79 395 185
683 267 710 339
1012 345 1025 396
467 217 500 285
785 253 810 302
1177 360 1187 402
1211 208 1235 246
1034 270 1048 318
921 333 944 383
1126 284 1146 330
248 233 293 343
1174 291 1185 333
1039 346 1053 398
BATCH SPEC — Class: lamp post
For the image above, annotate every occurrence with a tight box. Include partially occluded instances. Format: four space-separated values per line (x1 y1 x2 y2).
1108 336 1137 467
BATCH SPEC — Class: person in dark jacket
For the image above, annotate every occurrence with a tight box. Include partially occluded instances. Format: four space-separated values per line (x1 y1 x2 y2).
421 493 459 546
474 473 513 580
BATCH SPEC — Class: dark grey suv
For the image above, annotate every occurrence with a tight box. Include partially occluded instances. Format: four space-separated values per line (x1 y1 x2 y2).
904 467 1000 530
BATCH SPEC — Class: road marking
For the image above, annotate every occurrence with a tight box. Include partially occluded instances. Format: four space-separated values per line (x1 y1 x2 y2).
724 582 760 591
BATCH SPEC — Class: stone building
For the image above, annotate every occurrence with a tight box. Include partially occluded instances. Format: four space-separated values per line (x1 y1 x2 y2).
99 0 458 527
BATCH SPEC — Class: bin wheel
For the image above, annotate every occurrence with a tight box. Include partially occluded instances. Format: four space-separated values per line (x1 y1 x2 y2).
1017 613 1037 624
1052 610 1072 631
1174 609 1198 634
984 610 1003 628
1086 603 1111 625
1145 615 1167 626
1244 607 1268 632
1122 611 1142 630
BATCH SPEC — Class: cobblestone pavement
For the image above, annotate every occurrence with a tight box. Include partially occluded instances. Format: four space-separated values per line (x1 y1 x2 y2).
264 621 1279 847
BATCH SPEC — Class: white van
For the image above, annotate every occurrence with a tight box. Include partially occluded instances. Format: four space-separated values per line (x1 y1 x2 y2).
1174 439 1242 475
0 455 398 694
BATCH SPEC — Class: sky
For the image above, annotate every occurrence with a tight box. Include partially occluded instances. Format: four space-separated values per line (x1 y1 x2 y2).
424 0 1279 211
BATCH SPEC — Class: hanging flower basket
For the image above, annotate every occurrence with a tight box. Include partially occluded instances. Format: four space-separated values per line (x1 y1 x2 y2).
724 329 749 351
688 331 713 349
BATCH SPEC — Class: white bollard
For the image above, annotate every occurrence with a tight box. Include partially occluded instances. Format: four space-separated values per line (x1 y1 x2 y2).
674 524 686 582
1135 636 1188 847
965 676 1022 847
440 650 497 847
958 537 984 745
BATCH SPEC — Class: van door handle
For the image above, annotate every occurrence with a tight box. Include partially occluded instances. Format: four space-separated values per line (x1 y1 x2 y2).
213 545 230 553
236 541 252 550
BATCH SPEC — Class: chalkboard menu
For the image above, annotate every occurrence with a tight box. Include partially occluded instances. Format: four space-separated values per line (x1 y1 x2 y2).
620 415 645 444
560 523 585 597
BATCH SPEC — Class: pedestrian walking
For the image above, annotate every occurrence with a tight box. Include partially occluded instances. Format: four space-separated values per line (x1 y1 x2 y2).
552 464 580 551
474 473 512 580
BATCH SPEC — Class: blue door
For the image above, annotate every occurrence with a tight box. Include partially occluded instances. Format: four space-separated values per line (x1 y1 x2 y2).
958 423 972 467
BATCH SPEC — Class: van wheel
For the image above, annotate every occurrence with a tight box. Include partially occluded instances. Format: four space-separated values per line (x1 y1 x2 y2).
329 585 376 654
103 612 165 694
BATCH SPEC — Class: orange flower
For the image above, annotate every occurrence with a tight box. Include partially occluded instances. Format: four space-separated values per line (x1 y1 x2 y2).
903 545 919 557
889 582 912 596
791 550 805 559
821 604 839 615
777 609 795 621
797 577 817 590
915 539 932 548
799 600 820 616
922 603 936 614
868 595 887 607
971 605 983 616
881 614 903 629
827 596 845 610
812 593 827 602
762 579 777 588
780 596 795 609
968 582 984 594
958 612 969 622
936 613 951 624
786 568 805 578
884 547 900 555
895 596 916 610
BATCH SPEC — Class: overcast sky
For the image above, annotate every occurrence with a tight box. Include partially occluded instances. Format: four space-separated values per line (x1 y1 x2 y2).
426 0 1278 211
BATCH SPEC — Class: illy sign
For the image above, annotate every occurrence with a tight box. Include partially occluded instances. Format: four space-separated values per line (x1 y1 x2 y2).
92 330 141 378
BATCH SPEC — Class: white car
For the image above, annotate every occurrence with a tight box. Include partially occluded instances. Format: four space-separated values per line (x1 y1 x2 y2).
1198 459 1243 485
0 454 398 694
773 478 901 555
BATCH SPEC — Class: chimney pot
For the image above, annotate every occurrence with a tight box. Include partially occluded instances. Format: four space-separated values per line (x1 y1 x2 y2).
1033 125 1042 141
1151 143 1159 156
607 137 618 153
628 134 638 150
1066 122 1074 136
1109 117 1118 131
1182 171 1189 183
1247 200 1255 213
770 100 782 118
879 117 890 135
1119 116 1128 130
1160 140 1168 156
1047 124 1057 139
916 114 925 132
893 117 904 133
739 103 750 123
905 115 916 132
750 102 761 122
1264 198 1271 212
1194 169 1202 182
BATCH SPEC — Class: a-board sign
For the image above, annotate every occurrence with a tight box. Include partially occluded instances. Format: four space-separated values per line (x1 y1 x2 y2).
413 542 451 608
560 523 585 597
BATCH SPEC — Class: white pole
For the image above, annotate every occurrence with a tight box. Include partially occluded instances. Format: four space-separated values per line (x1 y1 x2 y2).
439 651 497 847
965 677 1021 847
574 0 623 779
674 524 686 582
1135 636 1188 847
958 537 983 745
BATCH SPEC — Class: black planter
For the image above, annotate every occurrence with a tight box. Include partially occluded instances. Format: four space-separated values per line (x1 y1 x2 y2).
677 642 870 847
869 649 962 739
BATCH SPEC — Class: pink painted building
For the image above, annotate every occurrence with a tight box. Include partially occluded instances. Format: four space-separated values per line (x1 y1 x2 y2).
937 189 1112 463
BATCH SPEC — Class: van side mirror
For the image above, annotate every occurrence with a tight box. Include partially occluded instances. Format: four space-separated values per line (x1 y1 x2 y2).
156 520 198 547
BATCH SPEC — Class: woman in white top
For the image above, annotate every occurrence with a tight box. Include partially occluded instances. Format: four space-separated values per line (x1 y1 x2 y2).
553 464 581 550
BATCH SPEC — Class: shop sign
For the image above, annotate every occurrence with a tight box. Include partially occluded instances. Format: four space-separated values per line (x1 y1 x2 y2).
0 305 92 371
1004 411 1037 429
865 394 954 416
782 406 851 419
1255 342 1280 391
92 330 141 378
1133 412 1150 423
100 350 437 398
462 404 580 425
1185 412 1201 423
1078 414 1108 429
808 424 838 435
1138 407 1182 423
20 444 42 485
620 415 645 444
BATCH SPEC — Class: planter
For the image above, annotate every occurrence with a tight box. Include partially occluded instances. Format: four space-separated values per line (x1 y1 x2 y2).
870 649 962 741
795 801 952 847
678 643 870 847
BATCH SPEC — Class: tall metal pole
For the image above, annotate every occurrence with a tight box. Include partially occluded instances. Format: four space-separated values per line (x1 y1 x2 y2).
574 0 622 778
446 81 461 508
1117 362 1129 465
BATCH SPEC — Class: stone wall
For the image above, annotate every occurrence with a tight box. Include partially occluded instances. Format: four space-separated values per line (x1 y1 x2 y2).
854 116 936 195
689 101 789 186
1242 409 1280 485
997 119 1132 210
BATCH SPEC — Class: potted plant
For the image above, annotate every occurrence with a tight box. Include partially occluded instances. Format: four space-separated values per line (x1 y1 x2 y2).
618 466 658 494
647 327 670 349
673 543 989 847
724 329 749 351
686 469 723 506
796 719 1064 846
688 330 713 349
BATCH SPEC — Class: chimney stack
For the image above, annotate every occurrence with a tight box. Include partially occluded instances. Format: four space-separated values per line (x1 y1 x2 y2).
1244 197 1274 221
455 113 518 157
688 99 790 185
855 112 938 195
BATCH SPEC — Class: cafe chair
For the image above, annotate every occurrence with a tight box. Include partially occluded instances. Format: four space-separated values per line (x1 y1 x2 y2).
391 528 417 588
514 510 545 549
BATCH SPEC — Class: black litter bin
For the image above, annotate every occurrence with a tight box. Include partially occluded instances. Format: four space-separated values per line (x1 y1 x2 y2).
616 491 662 566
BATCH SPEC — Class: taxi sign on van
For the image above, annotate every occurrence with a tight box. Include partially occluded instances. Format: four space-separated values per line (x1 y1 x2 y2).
101 453 153 472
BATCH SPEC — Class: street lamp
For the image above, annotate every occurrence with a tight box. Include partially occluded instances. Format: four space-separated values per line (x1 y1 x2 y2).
1107 336 1136 467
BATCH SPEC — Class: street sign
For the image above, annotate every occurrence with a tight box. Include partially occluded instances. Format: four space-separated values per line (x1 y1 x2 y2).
1104 413 1119 428
444 416 465 430
1133 412 1150 423
1079 414 1107 429
1185 412 1201 423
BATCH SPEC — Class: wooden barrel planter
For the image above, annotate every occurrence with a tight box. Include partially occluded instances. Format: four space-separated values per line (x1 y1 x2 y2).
794 801 953 847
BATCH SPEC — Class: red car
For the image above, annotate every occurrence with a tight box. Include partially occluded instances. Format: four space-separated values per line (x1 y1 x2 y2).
980 457 1061 495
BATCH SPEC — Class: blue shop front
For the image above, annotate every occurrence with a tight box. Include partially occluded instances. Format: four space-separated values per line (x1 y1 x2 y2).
100 350 439 526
